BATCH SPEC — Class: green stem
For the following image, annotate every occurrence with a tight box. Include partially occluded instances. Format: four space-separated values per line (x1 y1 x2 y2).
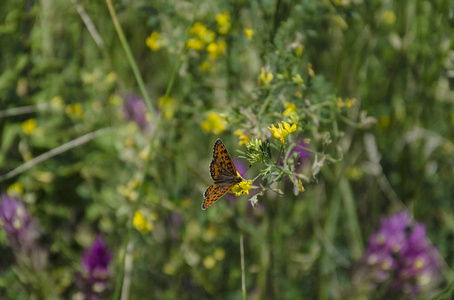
105 0 156 123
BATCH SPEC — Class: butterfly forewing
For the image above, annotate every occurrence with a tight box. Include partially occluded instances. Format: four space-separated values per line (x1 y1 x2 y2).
211 139 237 178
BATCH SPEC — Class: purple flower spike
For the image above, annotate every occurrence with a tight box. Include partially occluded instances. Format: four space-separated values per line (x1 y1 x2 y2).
82 236 112 277
123 94 149 130
361 211 441 297
77 236 112 299
0 192 39 251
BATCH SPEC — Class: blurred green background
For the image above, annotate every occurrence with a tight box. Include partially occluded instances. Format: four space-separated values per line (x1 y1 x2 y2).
1 0 453 299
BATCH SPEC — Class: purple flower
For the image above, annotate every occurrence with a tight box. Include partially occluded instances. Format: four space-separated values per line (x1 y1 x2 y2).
123 94 149 130
293 139 310 165
0 192 40 251
77 236 112 299
361 211 441 297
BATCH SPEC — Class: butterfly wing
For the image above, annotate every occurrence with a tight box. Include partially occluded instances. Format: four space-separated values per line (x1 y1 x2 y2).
202 183 236 210
210 139 238 181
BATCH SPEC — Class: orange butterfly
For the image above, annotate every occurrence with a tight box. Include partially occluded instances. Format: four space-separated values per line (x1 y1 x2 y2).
202 139 242 210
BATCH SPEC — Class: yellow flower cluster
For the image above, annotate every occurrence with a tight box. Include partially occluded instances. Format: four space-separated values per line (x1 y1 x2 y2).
268 121 297 144
66 103 84 119
201 112 226 134
230 176 252 197
158 96 175 119
203 247 226 269
337 97 356 108
118 178 140 202
146 32 163 51
133 210 157 233
244 28 254 40
234 129 249 146
216 12 231 35
259 67 274 86
22 118 37 135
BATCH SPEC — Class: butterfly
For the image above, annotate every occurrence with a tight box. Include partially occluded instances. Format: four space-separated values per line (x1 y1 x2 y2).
202 139 243 210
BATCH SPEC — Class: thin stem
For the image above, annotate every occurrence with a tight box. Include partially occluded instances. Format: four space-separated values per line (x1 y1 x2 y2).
105 0 156 123
120 241 134 300
0 128 112 182
240 234 246 300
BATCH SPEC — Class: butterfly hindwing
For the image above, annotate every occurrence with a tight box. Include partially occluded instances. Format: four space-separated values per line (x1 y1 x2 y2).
202 183 236 210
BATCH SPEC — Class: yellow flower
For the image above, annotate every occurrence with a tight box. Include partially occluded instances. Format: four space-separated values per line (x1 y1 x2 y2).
133 210 154 233
244 28 254 40
207 40 227 59
295 45 304 57
308 63 315 78
382 10 396 25
186 38 204 51
189 22 208 38
337 97 356 108
297 179 304 192
292 74 303 84
201 112 226 134
283 103 296 116
22 118 37 135
216 12 231 34
7 182 24 197
230 174 251 196
158 96 175 119
214 248 225 261
66 103 83 119
50 96 64 111
203 255 216 269
234 129 249 146
146 32 162 51
118 178 140 202
268 121 297 144
259 67 274 86
199 60 211 72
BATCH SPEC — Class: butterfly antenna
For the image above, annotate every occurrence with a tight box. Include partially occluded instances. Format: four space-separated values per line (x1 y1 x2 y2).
240 165 252 178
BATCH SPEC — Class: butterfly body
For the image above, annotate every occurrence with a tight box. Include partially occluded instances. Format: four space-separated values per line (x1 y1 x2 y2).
202 139 242 210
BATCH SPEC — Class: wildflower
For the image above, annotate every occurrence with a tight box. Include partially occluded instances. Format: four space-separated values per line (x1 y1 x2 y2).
297 179 304 192
123 94 149 130
295 45 304 57
216 12 231 34
22 118 37 135
229 174 251 197
201 112 226 134
7 182 24 197
292 74 303 84
244 28 254 40
207 40 227 59
105 72 117 85
78 236 112 299
189 22 208 39
203 255 216 269
0 192 40 251
214 248 226 261
158 96 175 119
50 96 64 111
283 103 297 117
382 10 396 25
118 178 140 202
234 129 249 146
146 32 162 51
245 138 271 164
293 139 311 165
259 67 274 86
133 210 154 233
357 211 440 297
199 60 211 72
337 97 356 108
186 38 204 51
308 63 315 78
66 103 84 119
268 121 297 144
